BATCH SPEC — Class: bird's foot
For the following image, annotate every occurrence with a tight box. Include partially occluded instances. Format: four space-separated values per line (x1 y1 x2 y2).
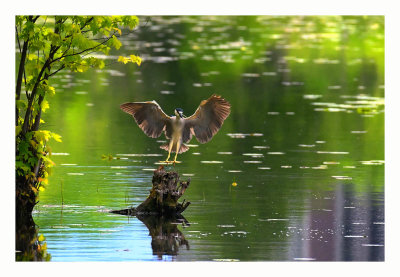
158 160 178 164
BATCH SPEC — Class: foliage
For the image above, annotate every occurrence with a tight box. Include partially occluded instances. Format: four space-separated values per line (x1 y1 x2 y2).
15 16 140 203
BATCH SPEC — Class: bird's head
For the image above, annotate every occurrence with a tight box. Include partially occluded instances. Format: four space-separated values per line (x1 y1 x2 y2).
175 108 184 118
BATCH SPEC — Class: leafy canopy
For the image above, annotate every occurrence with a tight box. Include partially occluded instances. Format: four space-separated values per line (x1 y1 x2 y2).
15 15 140 193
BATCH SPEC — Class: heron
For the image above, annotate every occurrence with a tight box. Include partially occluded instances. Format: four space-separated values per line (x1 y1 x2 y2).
120 94 231 164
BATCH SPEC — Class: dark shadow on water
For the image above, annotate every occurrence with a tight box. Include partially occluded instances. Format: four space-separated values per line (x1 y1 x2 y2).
16 213 51 261
136 214 190 259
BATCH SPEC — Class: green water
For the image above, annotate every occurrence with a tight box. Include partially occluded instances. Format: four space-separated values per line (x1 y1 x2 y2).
33 15 384 261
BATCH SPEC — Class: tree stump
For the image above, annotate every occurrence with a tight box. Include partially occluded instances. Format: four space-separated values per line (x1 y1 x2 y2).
111 166 191 216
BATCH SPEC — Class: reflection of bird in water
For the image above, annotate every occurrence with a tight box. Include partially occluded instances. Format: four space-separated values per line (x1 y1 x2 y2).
120 94 231 164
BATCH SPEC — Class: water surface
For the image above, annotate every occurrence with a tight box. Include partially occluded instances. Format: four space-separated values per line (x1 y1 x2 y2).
33 16 384 261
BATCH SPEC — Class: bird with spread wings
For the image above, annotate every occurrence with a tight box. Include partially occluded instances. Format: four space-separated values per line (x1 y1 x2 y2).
120 94 231 164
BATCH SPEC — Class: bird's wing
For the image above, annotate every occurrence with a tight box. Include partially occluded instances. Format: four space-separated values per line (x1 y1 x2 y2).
183 95 231 143
120 101 173 138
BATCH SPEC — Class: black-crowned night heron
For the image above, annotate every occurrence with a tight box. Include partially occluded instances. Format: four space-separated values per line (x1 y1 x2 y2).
120 94 231 164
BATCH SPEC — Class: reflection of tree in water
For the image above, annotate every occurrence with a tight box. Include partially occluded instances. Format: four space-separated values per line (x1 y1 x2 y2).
137 214 189 259
16 214 51 261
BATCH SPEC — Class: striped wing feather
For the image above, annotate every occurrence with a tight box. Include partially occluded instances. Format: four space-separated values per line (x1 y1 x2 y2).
183 95 231 143
120 101 172 138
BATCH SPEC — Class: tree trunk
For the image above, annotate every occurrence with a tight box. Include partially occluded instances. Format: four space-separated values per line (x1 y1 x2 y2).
111 166 191 216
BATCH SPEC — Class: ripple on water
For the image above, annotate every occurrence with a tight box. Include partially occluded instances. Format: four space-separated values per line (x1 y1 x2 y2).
253 146 269 149
293 258 316 261
360 160 384 165
242 153 264 158
213 259 240 262
317 151 349 155
116 153 163 157
332 176 352 180
243 160 262 164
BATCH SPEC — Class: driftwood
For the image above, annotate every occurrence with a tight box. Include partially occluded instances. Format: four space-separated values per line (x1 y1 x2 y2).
111 166 191 216
111 166 191 257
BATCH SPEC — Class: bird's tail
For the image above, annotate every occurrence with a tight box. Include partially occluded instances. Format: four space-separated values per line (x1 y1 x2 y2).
160 143 189 153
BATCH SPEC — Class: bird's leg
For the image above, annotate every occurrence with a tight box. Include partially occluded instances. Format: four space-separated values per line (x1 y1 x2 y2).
173 141 181 164
164 141 174 162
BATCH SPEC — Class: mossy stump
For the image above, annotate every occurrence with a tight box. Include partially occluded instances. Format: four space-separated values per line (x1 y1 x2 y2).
111 166 191 216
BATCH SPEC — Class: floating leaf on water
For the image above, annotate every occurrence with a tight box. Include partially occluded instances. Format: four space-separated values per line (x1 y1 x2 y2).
217 152 232 155
258 167 271 170
243 160 262 163
201 161 223 164
267 152 285 155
